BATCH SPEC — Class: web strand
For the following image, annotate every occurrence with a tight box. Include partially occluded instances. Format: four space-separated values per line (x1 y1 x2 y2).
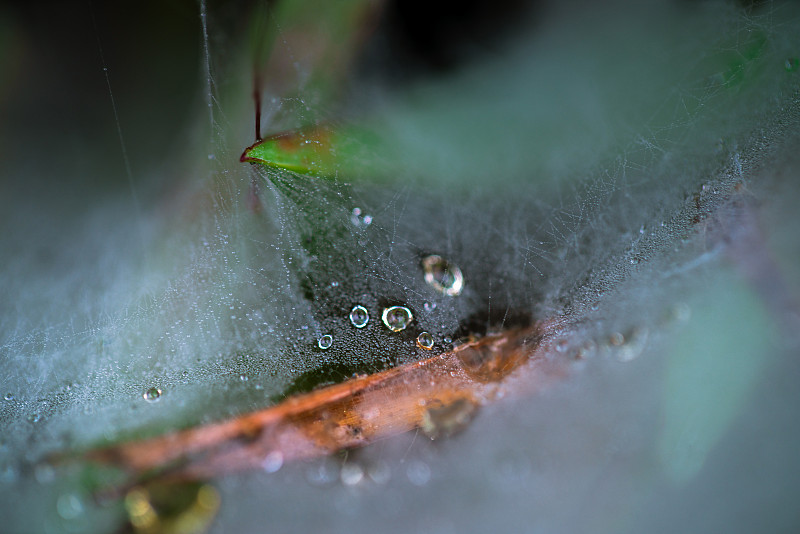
199 0 215 138
89 4 139 218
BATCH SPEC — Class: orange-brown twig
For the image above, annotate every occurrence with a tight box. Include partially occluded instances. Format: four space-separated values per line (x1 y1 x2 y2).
87 323 565 481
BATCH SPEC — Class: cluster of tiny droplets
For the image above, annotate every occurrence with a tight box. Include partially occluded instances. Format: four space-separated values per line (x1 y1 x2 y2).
313 255 463 350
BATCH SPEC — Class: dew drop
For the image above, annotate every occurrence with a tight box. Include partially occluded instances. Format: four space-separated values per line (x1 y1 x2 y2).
56 493 84 520
262 451 284 473
3 393 13 401
609 332 625 346
615 327 649 362
406 460 431 486
143 387 162 403
350 207 373 228
423 301 436 312
416 332 434 350
421 255 464 296
382 306 413 332
340 463 364 486
318 334 333 350
349 305 369 328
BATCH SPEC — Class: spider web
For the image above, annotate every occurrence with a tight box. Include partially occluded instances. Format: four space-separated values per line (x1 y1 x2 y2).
1 0 800 532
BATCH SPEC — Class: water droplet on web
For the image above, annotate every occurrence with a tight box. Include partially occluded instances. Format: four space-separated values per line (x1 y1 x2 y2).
406 460 431 486
421 255 464 296
423 301 436 312
56 493 84 519
382 306 413 332
318 334 333 350
608 332 625 346
350 207 373 228
143 387 162 402
349 305 369 328
3 393 12 401
615 327 649 362
416 332 434 350
262 451 284 473
239 374 248 382
340 463 364 485
29 413 41 423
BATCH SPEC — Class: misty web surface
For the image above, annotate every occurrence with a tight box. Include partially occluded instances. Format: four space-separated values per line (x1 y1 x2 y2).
1 1 800 532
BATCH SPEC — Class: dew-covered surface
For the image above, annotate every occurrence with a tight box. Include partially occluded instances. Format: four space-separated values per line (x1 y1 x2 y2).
2 0 800 532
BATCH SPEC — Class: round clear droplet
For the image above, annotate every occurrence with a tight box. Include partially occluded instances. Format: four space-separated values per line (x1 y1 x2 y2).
318 334 333 350
349 305 369 328
382 306 413 332
417 332 434 350
406 460 431 486
56 493 84 519
350 207 373 228
3 393 13 401
262 451 284 473
143 387 162 402
609 332 625 346
340 463 364 486
615 327 649 362
421 255 464 296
